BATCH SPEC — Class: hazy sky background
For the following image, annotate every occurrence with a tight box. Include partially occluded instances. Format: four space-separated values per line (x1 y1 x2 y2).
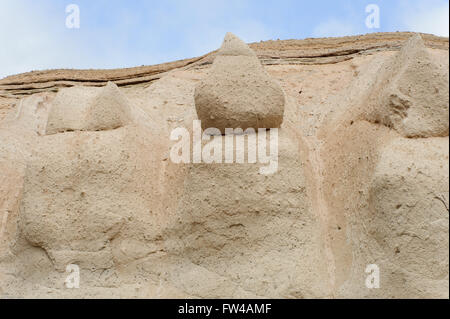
0 0 448 78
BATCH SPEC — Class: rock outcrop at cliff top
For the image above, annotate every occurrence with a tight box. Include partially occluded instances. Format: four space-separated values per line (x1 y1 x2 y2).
46 81 132 135
194 33 285 133
363 34 449 137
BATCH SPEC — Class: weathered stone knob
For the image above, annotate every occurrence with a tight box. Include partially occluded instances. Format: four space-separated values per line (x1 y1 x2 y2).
195 33 285 133
46 81 131 135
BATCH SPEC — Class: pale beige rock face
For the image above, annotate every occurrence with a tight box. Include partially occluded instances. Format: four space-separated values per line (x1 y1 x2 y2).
364 35 449 137
46 82 132 135
0 33 448 299
168 130 330 298
195 33 285 133
333 136 449 298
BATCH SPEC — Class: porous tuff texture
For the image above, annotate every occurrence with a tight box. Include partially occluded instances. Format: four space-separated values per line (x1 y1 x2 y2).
363 35 449 137
0 32 448 299
46 82 132 135
166 129 331 298
316 34 449 298
18 125 171 271
195 33 285 133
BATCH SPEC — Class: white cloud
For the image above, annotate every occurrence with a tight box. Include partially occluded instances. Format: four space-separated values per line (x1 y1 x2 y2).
0 0 274 79
312 19 358 38
402 1 449 37
145 0 276 60
0 1 70 78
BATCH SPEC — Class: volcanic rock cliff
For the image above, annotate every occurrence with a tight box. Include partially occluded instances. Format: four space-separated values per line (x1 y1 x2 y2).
0 32 448 299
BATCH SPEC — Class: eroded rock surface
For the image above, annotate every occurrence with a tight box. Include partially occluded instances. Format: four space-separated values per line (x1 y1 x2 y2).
362 35 449 137
0 32 448 299
46 82 132 134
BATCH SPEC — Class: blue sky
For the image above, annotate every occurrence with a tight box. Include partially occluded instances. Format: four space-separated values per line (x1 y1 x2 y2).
0 0 448 78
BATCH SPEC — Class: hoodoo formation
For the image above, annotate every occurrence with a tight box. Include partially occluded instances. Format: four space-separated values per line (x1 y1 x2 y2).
362 34 449 137
194 33 285 133
0 32 448 299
